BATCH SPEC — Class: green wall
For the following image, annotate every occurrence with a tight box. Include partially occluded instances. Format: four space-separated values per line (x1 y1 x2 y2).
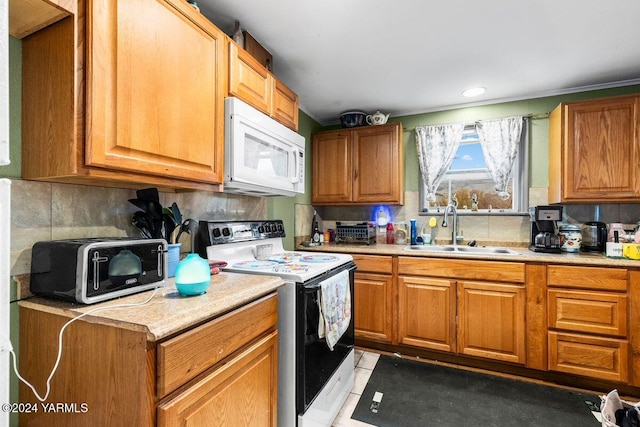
267 110 323 249
395 86 640 192
282 84 640 200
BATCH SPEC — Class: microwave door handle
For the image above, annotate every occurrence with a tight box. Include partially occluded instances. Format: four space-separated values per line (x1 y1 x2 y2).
291 146 300 184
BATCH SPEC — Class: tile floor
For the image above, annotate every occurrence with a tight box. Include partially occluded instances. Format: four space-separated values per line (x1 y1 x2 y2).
332 349 380 426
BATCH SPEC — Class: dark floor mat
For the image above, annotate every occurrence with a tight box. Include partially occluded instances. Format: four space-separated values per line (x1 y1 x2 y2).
351 355 601 427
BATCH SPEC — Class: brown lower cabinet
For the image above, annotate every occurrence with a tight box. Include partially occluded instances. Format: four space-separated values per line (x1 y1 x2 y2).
19 293 278 426
398 257 526 365
353 255 395 344
547 265 630 383
353 253 640 392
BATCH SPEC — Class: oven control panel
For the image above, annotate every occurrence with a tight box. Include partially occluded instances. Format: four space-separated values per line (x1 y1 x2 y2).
196 219 285 247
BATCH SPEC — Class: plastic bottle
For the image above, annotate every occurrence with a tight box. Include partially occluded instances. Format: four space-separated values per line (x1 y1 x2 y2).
233 21 244 48
410 219 417 245
386 223 395 244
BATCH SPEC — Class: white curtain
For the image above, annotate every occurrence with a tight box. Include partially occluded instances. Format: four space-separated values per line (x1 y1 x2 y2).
476 116 524 200
415 123 465 202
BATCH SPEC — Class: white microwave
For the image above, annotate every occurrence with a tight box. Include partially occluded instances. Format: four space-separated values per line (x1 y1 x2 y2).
224 97 305 197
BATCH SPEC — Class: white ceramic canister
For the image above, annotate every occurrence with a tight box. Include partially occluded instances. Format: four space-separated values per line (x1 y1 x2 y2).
559 224 582 253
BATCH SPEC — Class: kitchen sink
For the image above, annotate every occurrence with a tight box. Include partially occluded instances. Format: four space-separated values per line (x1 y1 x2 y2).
404 245 520 255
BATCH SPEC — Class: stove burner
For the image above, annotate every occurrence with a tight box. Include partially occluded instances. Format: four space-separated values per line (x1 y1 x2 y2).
299 254 339 263
232 260 279 270
268 252 303 263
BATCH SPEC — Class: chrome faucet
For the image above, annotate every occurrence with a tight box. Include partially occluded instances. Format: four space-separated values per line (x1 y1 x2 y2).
442 203 462 246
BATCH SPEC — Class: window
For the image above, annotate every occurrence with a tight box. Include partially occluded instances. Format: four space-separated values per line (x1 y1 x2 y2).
419 124 528 213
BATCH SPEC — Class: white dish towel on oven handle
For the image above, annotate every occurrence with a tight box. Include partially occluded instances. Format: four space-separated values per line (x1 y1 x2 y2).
317 270 351 351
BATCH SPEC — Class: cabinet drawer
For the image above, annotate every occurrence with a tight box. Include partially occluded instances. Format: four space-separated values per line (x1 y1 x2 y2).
352 254 393 274
548 331 629 382
547 265 627 291
398 257 525 283
157 293 278 397
548 290 627 336
158 331 278 426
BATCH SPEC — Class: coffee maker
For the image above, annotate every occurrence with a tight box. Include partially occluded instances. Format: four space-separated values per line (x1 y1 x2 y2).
529 205 563 253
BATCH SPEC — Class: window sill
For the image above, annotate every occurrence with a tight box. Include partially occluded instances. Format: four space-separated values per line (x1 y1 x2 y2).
419 210 530 217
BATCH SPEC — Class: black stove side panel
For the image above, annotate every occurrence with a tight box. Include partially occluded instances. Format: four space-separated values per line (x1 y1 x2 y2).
295 261 356 415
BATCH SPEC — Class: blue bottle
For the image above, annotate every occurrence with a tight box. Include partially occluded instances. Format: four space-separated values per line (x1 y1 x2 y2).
410 219 417 245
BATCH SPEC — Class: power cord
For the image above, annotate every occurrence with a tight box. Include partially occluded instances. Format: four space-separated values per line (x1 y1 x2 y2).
5 287 161 402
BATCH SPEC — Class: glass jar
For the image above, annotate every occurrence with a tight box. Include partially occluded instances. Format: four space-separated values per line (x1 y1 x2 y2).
558 224 582 253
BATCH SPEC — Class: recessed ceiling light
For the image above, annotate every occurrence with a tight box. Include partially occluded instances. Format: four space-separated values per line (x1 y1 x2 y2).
462 87 486 97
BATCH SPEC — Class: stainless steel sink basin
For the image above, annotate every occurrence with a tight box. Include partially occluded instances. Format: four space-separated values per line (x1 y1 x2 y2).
404 245 520 255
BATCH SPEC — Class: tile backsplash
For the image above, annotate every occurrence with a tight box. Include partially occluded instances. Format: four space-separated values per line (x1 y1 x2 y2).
300 189 640 246
9 179 266 276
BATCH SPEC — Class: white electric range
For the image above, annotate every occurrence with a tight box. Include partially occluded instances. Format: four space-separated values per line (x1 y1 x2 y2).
196 220 356 427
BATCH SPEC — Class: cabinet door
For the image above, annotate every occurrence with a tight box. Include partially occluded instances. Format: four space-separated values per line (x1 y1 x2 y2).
312 130 353 203
353 123 404 204
398 276 456 352
355 272 393 343
458 281 526 364
158 331 278 427
229 41 273 115
273 78 299 131
563 96 640 201
86 0 226 183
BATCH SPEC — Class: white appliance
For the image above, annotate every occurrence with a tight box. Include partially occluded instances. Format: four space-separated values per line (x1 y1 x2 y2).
224 97 305 197
196 220 355 427
1 0 10 422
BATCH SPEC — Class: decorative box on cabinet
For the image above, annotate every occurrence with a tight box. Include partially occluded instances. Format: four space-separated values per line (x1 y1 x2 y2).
21 0 226 192
546 265 630 383
19 293 279 426
312 123 404 205
397 257 526 364
548 94 640 203
229 41 299 131
352 254 395 344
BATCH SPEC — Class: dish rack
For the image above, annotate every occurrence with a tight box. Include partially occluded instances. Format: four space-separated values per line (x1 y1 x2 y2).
335 223 376 245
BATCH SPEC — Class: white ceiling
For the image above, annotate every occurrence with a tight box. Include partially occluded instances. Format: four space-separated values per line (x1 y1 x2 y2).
197 0 640 125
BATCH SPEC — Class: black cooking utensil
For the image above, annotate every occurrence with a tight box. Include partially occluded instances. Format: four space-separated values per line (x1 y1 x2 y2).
162 208 178 243
171 202 182 227
136 187 159 202
132 211 153 238
176 219 199 252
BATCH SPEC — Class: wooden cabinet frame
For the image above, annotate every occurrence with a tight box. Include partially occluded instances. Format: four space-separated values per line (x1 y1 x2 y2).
312 123 404 205
229 41 299 131
549 95 640 203
21 0 226 191
397 257 527 364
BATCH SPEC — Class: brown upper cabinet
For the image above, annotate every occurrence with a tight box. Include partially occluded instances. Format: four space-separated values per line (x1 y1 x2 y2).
229 41 299 131
21 0 227 192
9 0 75 38
312 123 404 205
548 94 640 203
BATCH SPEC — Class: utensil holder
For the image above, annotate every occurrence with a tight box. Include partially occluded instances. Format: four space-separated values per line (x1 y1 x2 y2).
168 243 182 278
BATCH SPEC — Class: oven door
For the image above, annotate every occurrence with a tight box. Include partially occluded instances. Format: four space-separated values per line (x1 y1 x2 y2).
296 261 356 414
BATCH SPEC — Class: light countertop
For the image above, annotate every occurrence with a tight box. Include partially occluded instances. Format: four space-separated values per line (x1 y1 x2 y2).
299 242 640 268
18 272 284 341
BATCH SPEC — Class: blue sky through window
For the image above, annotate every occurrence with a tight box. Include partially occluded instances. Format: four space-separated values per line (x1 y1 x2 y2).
450 142 486 170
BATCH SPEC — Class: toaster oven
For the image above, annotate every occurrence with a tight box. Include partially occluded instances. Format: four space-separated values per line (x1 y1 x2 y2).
30 238 167 304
